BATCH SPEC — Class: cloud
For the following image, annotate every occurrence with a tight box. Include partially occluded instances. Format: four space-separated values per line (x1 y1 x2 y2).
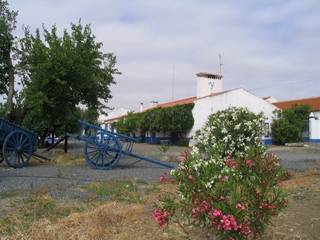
9 0 320 111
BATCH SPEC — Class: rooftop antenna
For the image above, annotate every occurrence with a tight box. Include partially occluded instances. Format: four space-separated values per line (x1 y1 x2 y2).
219 54 223 75
171 64 175 101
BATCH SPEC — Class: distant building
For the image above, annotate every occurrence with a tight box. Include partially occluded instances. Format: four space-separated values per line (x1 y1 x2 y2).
104 72 320 145
101 108 130 130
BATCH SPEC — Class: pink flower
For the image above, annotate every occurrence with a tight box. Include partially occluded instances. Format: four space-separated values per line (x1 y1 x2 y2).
159 175 166 183
211 209 222 218
188 175 194 182
199 201 210 212
219 214 238 231
179 150 190 163
219 196 226 201
236 203 246 210
192 208 199 218
226 155 237 168
159 173 167 183
245 159 254 168
229 237 235 240
152 209 170 228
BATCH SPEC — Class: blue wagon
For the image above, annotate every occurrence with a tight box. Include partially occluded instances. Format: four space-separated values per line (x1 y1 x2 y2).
78 121 174 170
0 118 37 168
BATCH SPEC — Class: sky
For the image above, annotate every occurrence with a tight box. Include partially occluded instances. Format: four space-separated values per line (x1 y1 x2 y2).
10 0 320 112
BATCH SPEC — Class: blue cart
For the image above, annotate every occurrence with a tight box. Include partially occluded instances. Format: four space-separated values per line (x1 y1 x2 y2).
78 121 174 170
0 118 37 168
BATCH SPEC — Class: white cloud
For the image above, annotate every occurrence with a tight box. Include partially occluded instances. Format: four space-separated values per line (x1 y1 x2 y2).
9 0 320 111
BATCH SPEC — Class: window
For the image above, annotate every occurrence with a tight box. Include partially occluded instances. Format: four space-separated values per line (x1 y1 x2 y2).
264 122 270 137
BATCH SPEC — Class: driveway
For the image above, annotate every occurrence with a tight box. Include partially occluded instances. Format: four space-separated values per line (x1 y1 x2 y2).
267 144 320 171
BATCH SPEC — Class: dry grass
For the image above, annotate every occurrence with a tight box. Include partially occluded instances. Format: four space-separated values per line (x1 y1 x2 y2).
49 151 85 166
0 193 87 238
24 202 183 240
1 172 320 240
1 183 185 240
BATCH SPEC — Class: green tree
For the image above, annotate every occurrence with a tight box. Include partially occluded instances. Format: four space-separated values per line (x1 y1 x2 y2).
0 0 17 119
18 22 120 143
271 104 310 145
112 104 194 143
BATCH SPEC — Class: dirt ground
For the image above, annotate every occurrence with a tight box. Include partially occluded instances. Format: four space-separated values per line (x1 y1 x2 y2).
0 143 320 239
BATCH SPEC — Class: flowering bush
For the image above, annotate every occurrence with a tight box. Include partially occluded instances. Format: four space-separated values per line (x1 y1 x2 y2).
153 107 287 239
193 107 265 158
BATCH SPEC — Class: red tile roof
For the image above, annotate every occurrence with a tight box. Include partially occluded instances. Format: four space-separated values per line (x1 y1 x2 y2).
105 96 197 123
105 114 128 122
148 96 196 110
273 96 320 111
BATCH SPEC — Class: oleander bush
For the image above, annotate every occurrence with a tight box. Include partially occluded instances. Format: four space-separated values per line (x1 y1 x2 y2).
153 107 287 239
193 107 265 158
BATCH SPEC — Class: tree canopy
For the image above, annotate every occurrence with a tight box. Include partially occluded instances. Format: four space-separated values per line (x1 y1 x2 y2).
0 0 17 118
271 104 310 145
17 22 120 141
113 104 194 139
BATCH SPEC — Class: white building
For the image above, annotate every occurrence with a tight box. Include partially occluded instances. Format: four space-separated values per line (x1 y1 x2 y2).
104 71 320 144
189 72 277 144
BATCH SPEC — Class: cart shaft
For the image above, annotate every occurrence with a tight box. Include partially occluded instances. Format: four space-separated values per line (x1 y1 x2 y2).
125 152 174 169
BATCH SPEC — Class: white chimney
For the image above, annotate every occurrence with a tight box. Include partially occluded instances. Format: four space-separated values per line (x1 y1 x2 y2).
196 72 223 98
140 102 144 112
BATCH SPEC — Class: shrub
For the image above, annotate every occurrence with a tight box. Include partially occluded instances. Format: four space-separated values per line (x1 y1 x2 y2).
193 107 265 158
153 107 287 239
271 105 310 145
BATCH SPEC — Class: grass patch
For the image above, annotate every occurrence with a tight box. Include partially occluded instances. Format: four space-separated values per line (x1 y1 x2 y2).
50 151 85 166
0 194 86 236
81 179 159 203
0 191 16 200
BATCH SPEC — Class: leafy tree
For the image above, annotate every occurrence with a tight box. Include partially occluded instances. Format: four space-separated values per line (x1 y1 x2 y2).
271 104 310 145
18 22 120 143
79 108 99 124
166 104 194 138
0 0 17 119
112 117 128 135
112 103 194 142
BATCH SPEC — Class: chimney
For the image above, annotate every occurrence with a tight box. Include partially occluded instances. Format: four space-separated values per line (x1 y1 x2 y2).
140 102 144 112
196 72 223 98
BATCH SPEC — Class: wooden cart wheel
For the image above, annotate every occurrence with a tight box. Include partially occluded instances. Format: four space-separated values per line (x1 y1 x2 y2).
84 134 122 169
3 130 33 168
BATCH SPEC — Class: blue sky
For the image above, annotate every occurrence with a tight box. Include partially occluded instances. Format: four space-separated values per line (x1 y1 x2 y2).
10 0 320 111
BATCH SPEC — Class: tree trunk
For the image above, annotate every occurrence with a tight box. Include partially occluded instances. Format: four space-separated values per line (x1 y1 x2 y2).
64 126 68 153
6 56 14 121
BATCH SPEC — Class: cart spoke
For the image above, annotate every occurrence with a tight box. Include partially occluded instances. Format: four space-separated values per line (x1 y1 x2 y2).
20 136 28 146
90 151 100 162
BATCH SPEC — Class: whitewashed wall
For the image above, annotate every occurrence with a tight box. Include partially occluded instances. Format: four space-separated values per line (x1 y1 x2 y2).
188 88 278 139
310 111 320 142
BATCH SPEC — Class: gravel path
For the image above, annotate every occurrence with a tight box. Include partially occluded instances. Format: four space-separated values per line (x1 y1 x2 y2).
0 156 176 196
267 145 320 171
1 143 320 199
